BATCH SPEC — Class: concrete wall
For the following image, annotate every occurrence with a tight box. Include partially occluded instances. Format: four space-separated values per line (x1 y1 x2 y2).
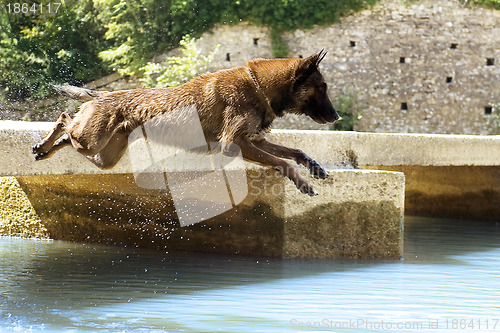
269 130 500 221
3 121 497 177
11 169 404 259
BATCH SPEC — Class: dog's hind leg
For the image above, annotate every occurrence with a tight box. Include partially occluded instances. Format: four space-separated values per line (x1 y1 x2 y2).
86 131 129 169
251 138 329 179
34 134 71 160
235 137 318 196
33 112 72 156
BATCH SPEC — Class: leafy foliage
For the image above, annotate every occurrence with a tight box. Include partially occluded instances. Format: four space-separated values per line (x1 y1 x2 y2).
141 35 218 87
485 102 500 132
97 0 182 76
467 0 500 9
1 0 110 101
270 28 289 58
331 88 365 131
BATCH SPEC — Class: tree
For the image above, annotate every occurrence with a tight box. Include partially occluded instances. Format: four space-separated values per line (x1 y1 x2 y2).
0 0 109 101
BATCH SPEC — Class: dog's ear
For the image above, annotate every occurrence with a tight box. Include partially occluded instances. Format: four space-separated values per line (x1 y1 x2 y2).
294 50 327 83
312 49 327 66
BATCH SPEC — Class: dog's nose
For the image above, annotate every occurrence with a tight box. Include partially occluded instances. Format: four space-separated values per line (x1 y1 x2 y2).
334 113 340 122
326 106 340 123
331 108 340 122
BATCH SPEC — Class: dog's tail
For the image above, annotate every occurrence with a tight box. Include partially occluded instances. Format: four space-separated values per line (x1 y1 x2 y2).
52 85 109 102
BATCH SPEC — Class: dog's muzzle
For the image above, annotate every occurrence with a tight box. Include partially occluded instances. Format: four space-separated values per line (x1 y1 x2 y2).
314 108 339 124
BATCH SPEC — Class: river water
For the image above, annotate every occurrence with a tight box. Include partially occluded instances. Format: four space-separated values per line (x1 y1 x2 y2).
0 216 499 333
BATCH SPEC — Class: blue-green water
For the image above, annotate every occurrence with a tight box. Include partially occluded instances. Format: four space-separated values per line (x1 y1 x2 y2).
1 216 499 333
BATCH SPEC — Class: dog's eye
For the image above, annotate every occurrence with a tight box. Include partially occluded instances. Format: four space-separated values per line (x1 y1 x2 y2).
318 83 327 93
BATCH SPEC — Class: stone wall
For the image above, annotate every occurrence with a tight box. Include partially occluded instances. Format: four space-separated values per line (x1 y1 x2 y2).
195 0 500 134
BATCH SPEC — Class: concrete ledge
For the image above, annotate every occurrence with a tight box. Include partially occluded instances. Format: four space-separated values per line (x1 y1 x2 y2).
0 121 133 176
3 168 404 259
269 130 500 220
268 130 500 167
370 165 500 221
268 130 500 220
1 121 499 176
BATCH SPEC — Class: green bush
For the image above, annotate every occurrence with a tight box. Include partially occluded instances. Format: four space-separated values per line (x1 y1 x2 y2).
1 0 110 101
331 88 365 131
469 0 500 9
140 35 218 87
96 0 196 77
485 102 500 132
270 28 289 58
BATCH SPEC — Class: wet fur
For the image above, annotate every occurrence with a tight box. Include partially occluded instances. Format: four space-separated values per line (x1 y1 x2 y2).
33 51 338 195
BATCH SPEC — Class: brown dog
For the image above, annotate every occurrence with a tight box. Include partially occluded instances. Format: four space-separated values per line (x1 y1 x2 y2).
33 51 338 195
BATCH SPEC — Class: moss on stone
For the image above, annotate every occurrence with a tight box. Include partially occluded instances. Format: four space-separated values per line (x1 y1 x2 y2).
0 176 49 238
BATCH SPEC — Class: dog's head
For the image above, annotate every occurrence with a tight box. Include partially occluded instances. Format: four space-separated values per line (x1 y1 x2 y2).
290 50 339 124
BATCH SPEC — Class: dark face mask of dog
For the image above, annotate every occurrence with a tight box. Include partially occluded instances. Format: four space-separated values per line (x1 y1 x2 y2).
290 51 339 124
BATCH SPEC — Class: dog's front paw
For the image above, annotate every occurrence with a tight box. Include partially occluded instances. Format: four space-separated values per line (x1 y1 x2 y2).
34 152 49 161
32 142 43 154
296 177 318 196
307 158 329 179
